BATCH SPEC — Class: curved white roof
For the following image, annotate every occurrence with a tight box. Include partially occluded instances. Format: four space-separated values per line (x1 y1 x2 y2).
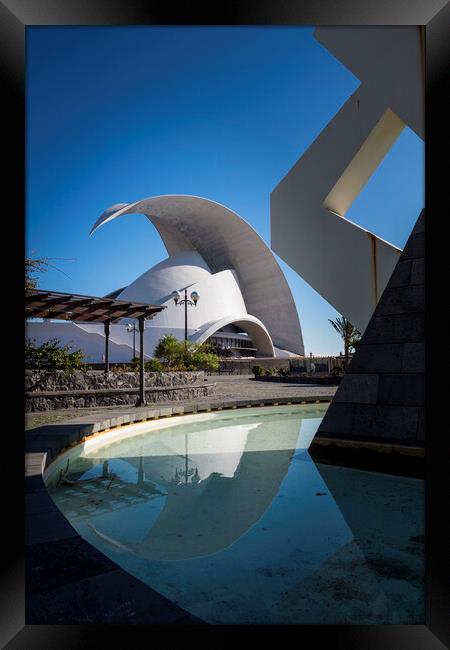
193 314 274 357
91 194 304 355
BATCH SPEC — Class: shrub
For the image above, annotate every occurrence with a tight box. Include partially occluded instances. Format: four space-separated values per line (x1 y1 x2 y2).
153 334 184 366
265 367 278 376
252 365 265 377
190 350 220 372
145 358 164 372
129 357 163 372
153 334 220 372
25 337 84 373
112 364 132 373
278 367 290 377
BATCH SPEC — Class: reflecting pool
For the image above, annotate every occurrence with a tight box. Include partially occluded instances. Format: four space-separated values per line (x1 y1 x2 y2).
46 405 424 624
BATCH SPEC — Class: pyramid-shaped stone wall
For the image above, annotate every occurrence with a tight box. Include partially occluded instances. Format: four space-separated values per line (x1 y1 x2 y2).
316 210 425 446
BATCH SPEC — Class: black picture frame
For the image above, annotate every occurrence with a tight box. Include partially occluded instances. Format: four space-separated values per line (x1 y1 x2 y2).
3 1 449 647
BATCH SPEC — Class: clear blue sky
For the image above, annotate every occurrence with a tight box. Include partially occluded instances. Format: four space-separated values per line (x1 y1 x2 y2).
26 26 424 355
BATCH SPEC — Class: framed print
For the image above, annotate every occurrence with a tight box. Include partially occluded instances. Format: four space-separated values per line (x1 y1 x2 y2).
2 0 448 647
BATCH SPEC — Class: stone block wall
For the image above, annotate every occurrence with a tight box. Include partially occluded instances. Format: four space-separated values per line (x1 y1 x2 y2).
317 210 425 446
25 370 205 392
25 370 214 412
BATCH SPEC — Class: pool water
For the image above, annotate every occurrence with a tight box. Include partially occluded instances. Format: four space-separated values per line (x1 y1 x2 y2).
46 405 424 624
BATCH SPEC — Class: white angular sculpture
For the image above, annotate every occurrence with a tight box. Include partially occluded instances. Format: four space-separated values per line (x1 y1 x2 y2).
271 27 424 333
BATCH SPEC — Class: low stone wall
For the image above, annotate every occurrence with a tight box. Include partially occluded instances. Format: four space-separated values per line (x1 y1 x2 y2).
25 369 205 392
25 370 214 412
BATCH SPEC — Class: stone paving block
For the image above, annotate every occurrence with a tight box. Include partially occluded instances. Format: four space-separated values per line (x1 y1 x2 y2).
128 412 144 422
348 344 404 374
79 423 96 438
170 405 185 415
26 491 60 516
26 425 82 448
25 441 60 464
352 404 419 440
410 258 425 285
144 408 161 419
377 284 425 316
26 536 117 595
158 407 172 417
26 511 79 546
333 374 379 404
378 374 424 406
362 313 424 344
25 452 47 477
402 342 425 373
196 403 211 412
25 474 48 494
221 401 237 409
26 568 203 625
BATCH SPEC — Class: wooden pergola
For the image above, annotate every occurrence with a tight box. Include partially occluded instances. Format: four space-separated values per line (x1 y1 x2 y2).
25 289 166 407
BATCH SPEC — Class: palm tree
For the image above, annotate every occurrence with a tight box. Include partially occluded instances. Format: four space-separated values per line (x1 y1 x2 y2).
329 316 361 369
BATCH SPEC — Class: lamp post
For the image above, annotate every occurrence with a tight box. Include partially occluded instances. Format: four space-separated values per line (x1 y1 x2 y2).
173 432 198 485
170 288 200 343
126 322 137 358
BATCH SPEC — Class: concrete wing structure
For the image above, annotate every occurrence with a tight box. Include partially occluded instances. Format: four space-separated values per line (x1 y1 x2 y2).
91 194 304 357
271 27 424 334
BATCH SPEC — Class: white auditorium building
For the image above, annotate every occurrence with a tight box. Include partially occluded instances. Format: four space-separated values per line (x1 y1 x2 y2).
26 195 305 362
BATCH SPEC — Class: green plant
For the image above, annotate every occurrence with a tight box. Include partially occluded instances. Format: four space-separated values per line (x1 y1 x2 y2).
278 367 290 377
144 359 164 372
329 316 361 369
112 364 132 373
190 350 220 372
252 365 265 377
265 367 278 376
153 334 220 372
25 337 84 372
144 358 164 372
129 357 163 372
154 334 184 366
25 257 49 291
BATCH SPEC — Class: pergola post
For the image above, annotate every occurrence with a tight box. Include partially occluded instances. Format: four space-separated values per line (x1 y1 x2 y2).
136 316 146 407
104 320 110 374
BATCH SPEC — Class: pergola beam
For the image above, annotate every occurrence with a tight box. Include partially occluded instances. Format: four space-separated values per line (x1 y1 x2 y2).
26 290 165 395
25 290 164 323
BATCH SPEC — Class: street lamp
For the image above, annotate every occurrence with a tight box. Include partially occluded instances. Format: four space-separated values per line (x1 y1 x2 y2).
171 288 200 342
172 431 199 485
126 322 137 358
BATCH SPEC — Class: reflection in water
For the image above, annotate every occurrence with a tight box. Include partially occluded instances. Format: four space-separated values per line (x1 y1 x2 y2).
47 406 424 624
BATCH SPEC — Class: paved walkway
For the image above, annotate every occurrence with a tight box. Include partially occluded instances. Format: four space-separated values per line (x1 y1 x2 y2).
25 376 337 430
